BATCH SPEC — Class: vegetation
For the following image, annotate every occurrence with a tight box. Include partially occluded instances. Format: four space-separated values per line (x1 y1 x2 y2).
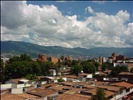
57 78 65 82
71 65 83 76
1 41 133 58
0 59 4 72
91 88 109 100
110 65 128 76
102 62 110 71
26 74 37 80
1 54 54 83
82 62 96 74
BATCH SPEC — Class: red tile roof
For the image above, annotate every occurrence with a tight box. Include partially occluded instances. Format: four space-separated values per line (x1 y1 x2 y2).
1 94 25 100
110 81 133 89
56 93 91 100
27 88 57 97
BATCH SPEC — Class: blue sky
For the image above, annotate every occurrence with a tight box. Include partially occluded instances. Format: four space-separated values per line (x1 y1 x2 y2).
27 1 132 21
1 1 133 48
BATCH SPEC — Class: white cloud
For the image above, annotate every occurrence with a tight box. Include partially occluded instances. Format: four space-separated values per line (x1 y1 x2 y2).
85 6 94 14
1 1 132 48
92 1 106 4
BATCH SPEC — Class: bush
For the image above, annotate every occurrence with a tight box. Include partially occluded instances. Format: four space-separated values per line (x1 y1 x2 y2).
58 78 65 82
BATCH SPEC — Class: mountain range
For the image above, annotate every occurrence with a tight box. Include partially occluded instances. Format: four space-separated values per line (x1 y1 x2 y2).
1 41 133 58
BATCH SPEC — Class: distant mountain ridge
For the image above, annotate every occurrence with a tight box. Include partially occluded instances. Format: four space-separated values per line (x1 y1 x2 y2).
1 41 133 58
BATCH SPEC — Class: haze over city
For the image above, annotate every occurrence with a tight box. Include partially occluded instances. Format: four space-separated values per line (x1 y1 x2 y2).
1 1 133 48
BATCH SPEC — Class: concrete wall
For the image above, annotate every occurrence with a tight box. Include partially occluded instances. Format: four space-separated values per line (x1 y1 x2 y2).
17 84 31 88
11 87 23 94
1 84 17 90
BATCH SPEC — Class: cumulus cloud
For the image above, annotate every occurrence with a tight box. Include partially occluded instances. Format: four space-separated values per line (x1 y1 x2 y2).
1 1 133 48
85 6 94 14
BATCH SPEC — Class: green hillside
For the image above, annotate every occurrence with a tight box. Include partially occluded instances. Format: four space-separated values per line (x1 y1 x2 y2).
1 41 133 58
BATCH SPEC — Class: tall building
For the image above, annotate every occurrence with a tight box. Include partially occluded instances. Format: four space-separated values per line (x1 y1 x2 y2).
99 56 103 65
116 55 126 61
37 54 47 62
112 52 116 60
48 56 58 64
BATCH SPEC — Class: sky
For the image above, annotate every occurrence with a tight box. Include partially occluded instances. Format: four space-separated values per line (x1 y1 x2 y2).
1 1 133 48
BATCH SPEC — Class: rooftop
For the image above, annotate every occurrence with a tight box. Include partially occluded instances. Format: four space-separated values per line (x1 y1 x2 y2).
27 88 57 97
81 88 115 98
56 93 91 100
110 81 133 89
1 94 25 100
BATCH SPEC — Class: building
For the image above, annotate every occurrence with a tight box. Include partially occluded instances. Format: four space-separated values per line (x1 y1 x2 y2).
48 56 58 64
112 52 116 61
37 54 47 62
116 55 126 61
99 56 103 65
110 81 133 100
27 88 58 100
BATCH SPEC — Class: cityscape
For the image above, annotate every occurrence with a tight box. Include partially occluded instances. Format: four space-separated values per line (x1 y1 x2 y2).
1 1 133 100
1 52 133 100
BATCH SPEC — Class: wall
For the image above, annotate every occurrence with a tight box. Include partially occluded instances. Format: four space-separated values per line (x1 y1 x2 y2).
1 84 17 90
11 87 23 94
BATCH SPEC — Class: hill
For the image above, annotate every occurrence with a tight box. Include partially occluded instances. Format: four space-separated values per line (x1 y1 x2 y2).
1 41 133 58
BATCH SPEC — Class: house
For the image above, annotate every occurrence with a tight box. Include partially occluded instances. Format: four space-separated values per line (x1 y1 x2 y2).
49 69 57 76
1 93 26 100
110 81 133 100
56 93 91 100
27 88 58 100
37 76 47 85
117 72 133 81
43 76 58 84
49 85 71 94
80 87 115 100
65 75 79 82
2 78 31 90
78 73 93 82
5 78 30 85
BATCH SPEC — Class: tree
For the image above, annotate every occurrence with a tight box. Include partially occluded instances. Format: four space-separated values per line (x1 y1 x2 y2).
102 62 110 71
71 65 83 76
20 54 32 61
130 67 133 73
39 61 53 75
26 74 37 80
72 60 80 66
110 65 128 76
91 88 109 100
93 62 100 71
83 63 96 74
0 59 4 72
58 78 65 82
8 54 32 63
0 59 6 83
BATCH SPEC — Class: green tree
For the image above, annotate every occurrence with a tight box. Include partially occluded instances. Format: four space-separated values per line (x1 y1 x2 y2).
72 60 80 66
58 78 65 82
83 63 96 74
60 56 64 60
91 88 109 100
8 54 31 63
93 62 100 71
26 74 37 80
0 59 4 72
71 65 83 76
20 54 32 61
110 65 128 76
39 61 53 75
102 62 110 71
0 59 6 83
